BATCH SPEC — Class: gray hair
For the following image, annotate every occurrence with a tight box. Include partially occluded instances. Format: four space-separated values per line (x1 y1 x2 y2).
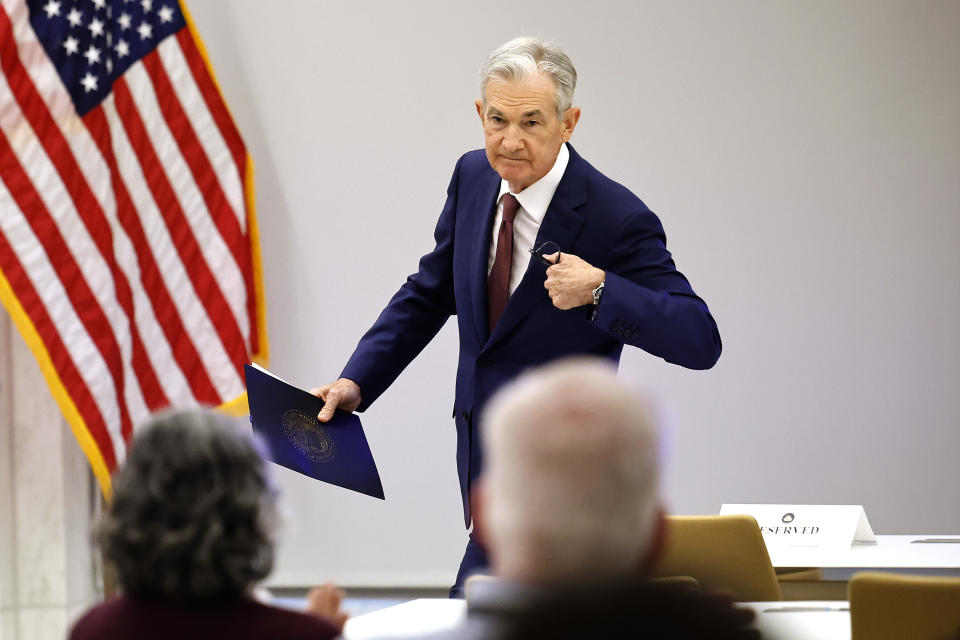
96 409 276 601
482 358 660 585
479 36 578 118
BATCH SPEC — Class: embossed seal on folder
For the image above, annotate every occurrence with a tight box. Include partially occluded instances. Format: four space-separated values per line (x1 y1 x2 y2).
282 409 336 463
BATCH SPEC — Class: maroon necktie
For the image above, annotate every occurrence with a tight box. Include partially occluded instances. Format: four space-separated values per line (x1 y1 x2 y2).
487 193 521 333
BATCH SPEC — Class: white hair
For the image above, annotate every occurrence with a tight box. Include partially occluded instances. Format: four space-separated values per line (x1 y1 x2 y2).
479 36 578 119
482 358 660 585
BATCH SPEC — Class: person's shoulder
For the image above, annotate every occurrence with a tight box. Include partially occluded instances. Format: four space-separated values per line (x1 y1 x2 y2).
566 147 652 222
68 597 136 640
237 599 341 640
70 596 341 640
452 148 494 176
624 583 761 639
490 579 760 640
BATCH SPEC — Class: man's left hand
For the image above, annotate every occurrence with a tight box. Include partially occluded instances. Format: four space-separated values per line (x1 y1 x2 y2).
543 252 605 310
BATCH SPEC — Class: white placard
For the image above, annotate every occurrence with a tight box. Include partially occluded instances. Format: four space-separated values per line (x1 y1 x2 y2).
720 504 877 550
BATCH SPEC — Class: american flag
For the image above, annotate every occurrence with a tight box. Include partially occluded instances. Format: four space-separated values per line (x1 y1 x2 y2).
0 0 267 497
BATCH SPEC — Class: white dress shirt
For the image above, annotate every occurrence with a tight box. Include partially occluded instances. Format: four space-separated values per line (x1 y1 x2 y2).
487 143 570 295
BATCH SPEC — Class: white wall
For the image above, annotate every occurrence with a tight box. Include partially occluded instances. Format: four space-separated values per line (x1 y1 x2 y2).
186 0 960 587
0 313 100 639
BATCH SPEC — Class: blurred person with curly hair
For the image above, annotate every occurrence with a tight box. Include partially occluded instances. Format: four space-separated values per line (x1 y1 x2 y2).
69 409 346 640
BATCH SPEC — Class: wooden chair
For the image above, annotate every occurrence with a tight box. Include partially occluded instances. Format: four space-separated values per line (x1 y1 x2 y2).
652 515 782 601
849 571 960 640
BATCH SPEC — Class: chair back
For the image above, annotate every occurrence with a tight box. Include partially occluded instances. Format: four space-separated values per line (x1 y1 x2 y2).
849 571 960 640
652 514 782 601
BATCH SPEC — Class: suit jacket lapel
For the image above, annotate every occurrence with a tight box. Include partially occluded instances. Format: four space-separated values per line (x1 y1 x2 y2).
484 147 588 348
468 168 501 345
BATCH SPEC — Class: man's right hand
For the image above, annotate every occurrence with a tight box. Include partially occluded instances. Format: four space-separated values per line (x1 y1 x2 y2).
309 378 362 422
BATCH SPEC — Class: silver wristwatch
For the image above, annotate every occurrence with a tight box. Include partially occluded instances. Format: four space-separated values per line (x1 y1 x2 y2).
592 280 605 307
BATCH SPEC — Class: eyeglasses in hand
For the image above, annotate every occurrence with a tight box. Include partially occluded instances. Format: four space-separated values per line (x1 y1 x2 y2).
529 240 561 266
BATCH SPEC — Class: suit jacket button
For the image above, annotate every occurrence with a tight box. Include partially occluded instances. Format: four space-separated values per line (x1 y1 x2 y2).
461 411 471 421
477 357 493 369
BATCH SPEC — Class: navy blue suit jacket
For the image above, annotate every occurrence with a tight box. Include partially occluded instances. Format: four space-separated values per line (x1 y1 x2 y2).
342 145 721 525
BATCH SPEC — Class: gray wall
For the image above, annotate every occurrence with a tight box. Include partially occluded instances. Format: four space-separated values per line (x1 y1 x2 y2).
187 0 960 587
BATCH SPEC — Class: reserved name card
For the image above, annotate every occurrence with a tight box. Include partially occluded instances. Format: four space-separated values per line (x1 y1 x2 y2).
719 504 877 550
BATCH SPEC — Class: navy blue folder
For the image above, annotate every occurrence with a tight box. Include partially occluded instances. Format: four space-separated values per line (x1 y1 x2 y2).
244 364 384 499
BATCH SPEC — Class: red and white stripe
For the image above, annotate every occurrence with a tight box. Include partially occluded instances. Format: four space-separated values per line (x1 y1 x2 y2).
0 0 260 472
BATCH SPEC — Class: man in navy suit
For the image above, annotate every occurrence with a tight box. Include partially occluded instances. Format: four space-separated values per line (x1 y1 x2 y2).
311 37 721 596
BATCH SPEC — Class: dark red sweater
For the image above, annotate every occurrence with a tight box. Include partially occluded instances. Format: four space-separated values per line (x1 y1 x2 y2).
69 595 341 640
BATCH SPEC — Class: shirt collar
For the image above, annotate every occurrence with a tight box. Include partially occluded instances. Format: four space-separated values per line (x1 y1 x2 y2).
497 143 570 223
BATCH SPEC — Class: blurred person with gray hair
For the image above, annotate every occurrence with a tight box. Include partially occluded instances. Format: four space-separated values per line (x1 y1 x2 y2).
414 358 759 640
311 35 721 596
69 409 346 640
474 357 662 586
